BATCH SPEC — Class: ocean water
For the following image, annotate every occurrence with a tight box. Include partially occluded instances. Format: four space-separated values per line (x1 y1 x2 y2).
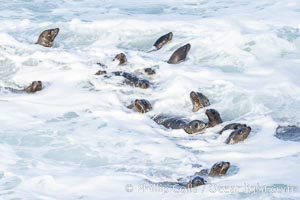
0 0 300 199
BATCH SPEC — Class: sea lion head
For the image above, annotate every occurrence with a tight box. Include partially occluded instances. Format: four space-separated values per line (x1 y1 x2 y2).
184 120 206 134
153 32 173 50
95 70 107 75
133 99 152 113
184 43 191 52
205 109 222 127
190 91 210 112
209 161 230 177
144 68 156 76
187 176 205 188
113 53 127 65
36 28 59 47
25 81 43 93
137 80 150 89
167 32 173 41
167 43 191 64
225 126 251 144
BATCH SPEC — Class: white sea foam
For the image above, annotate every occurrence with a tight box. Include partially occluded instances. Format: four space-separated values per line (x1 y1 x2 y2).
0 0 300 199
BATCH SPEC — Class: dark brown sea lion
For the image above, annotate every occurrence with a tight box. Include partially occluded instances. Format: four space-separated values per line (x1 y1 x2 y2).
36 28 59 47
275 125 300 142
197 161 231 177
219 123 247 135
143 68 156 76
186 176 206 188
113 53 127 65
167 43 191 64
190 91 210 112
208 161 230 177
95 71 150 89
152 115 206 134
157 161 230 189
153 108 222 133
225 126 251 144
151 32 173 51
95 70 107 75
206 109 223 127
127 99 152 113
25 81 43 93
3 81 43 93
112 71 150 89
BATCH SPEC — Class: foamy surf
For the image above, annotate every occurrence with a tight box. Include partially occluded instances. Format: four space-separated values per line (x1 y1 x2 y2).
0 0 300 199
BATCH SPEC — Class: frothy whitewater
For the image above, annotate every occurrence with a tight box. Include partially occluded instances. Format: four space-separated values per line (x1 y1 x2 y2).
0 0 300 199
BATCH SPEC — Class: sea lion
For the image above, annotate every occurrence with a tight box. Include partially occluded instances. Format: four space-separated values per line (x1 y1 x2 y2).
186 176 206 188
112 71 150 89
197 161 231 177
200 161 230 177
3 81 43 93
113 53 127 65
219 123 247 135
127 99 152 113
157 161 230 189
167 43 191 64
206 109 223 127
225 126 251 144
190 91 210 112
152 115 206 134
180 161 230 188
95 70 107 75
208 161 230 177
151 32 173 51
143 68 156 76
95 71 150 89
275 125 300 142
150 175 206 190
153 108 222 133
36 28 59 47
96 62 107 68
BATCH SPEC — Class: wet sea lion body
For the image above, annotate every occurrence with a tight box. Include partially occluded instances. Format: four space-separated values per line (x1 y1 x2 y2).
36 28 59 47
167 43 191 64
152 32 173 51
3 81 43 94
218 123 252 144
112 71 150 89
153 108 222 134
190 91 210 112
225 126 251 144
152 115 206 134
219 123 247 135
149 161 230 189
113 53 127 65
187 162 230 188
183 161 230 188
95 70 150 89
127 99 152 113
95 70 107 75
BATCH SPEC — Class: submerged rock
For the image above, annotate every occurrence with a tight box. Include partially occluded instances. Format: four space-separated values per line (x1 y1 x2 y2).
275 125 300 142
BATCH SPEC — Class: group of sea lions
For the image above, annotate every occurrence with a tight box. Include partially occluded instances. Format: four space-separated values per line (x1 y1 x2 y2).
2 27 299 189
92 30 250 187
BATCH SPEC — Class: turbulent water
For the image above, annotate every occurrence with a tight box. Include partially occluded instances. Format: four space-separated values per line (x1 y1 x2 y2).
0 0 300 199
